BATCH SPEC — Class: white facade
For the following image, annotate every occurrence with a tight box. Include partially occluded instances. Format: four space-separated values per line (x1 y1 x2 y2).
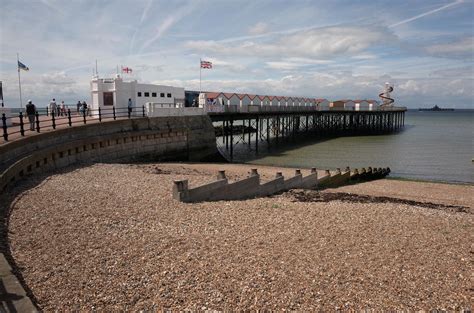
91 75 184 115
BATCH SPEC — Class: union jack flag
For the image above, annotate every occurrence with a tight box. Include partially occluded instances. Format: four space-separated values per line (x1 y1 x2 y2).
121 66 133 74
200 60 212 69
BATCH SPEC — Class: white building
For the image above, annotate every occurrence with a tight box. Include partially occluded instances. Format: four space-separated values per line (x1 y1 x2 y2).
90 75 185 115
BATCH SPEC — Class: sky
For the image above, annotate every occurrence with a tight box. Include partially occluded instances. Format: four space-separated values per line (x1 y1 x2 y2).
0 0 473 108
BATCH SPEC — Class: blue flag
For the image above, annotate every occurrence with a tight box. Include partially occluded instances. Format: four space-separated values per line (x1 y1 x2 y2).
18 60 29 71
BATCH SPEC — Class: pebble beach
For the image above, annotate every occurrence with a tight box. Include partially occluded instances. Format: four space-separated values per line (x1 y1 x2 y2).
7 162 474 311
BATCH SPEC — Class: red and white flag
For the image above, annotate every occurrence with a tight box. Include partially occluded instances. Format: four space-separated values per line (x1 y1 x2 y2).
121 66 133 74
200 60 212 69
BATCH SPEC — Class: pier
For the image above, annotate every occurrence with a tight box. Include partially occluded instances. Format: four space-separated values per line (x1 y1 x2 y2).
209 106 406 161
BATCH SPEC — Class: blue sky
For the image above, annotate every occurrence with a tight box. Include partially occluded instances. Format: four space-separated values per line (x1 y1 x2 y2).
0 0 473 108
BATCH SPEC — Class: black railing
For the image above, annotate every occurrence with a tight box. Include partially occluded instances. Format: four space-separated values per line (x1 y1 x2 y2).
1 106 146 143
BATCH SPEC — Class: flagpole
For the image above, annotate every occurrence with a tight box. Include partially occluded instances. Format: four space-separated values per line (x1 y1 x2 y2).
199 58 202 93
17 53 23 111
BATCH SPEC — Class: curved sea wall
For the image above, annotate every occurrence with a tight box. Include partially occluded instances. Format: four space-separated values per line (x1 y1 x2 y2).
0 115 218 192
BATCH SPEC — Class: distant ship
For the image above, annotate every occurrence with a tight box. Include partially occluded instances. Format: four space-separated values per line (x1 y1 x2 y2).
419 105 454 111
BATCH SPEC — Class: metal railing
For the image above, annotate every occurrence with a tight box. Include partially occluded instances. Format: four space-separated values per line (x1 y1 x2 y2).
1 106 146 143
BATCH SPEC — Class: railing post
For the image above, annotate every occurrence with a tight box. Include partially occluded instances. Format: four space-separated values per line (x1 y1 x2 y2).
67 109 72 126
142 105 145 117
46 106 49 116
35 111 40 132
19 111 25 136
83 109 86 124
2 113 8 141
98 107 102 122
51 111 56 129
113 106 116 120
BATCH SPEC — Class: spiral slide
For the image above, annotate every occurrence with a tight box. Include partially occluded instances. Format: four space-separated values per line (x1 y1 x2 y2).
379 86 394 106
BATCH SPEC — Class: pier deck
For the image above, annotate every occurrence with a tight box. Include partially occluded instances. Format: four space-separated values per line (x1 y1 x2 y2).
209 107 406 161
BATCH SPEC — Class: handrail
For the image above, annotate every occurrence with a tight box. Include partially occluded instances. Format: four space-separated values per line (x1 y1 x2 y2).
1 105 146 143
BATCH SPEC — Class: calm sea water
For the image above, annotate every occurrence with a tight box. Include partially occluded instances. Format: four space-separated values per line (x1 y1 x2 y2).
230 110 473 184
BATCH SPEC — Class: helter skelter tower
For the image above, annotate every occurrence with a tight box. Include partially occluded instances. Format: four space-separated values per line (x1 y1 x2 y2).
379 82 395 106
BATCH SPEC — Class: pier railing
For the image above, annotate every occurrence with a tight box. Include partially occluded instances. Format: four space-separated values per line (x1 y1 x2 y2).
1 106 146 143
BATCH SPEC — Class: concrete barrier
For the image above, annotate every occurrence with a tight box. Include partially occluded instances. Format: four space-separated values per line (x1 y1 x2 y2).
174 166 390 202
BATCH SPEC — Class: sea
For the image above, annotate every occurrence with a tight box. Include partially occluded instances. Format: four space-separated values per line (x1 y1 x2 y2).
229 110 473 184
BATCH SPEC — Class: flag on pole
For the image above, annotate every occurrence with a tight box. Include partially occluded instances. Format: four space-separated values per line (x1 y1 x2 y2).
18 60 29 71
200 60 212 69
121 66 133 74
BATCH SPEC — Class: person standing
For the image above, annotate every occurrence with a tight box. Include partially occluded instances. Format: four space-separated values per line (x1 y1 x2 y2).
25 100 36 131
49 98 57 116
60 101 66 116
82 101 88 116
128 98 133 115
76 101 81 113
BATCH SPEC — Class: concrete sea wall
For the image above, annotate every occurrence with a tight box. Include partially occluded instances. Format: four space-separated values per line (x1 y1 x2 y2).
0 116 218 192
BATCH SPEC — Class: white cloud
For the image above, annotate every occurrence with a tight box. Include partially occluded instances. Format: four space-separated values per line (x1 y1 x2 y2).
139 2 198 53
425 36 474 59
186 25 397 59
248 22 269 35
41 71 76 85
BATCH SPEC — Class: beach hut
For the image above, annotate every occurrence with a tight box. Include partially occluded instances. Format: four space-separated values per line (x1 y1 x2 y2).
275 96 283 106
287 97 295 106
239 94 252 106
224 93 240 106
331 100 354 111
307 98 316 108
256 95 266 106
367 99 379 111
251 95 261 106
261 95 271 106
354 100 370 111
316 98 330 110
269 96 278 106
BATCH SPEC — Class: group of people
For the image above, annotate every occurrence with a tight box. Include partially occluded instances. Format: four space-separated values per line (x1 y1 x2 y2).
76 100 89 115
23 97 133 132
47 98 90 116
48 98 69 116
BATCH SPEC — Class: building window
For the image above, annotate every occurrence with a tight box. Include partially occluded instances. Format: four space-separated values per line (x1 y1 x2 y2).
152 92 157 97
167 93 172 98
103 92 114 106
144 92 150 97
137 92 142 97
160 93 165 97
